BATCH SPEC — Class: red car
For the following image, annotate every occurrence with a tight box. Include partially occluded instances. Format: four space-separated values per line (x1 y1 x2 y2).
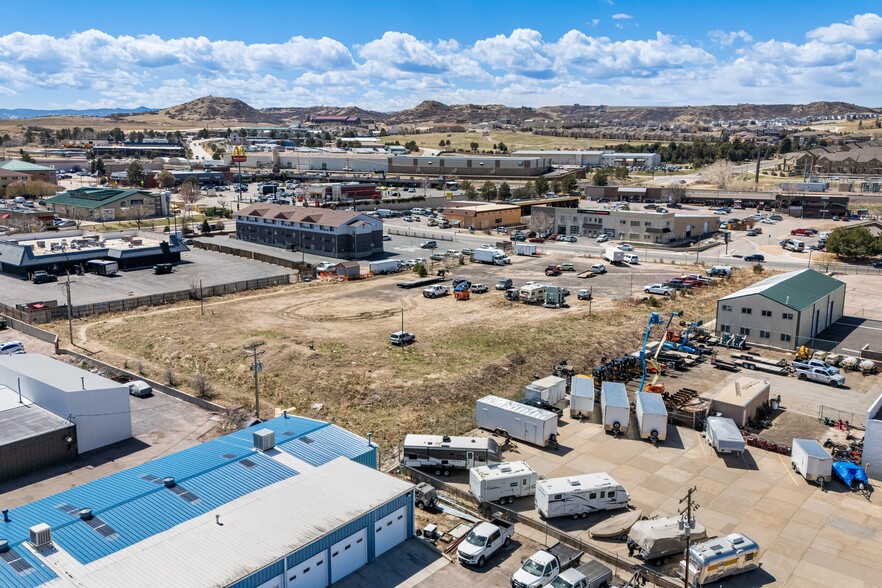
791 228 816 236
528 237 545 243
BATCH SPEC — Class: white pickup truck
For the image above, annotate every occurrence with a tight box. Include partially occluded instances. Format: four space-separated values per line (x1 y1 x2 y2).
549 560 612 588
792 358 840 373
423 284 450 298
794 365 845 387
457 518 513 567
511 542 582 588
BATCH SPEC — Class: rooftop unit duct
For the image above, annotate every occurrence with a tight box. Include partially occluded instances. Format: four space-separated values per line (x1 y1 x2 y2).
253 429 275 451
29 524 52 549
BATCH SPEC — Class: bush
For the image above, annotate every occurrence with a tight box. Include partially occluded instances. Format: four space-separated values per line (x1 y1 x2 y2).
646 295 661 308
191 373 213 399
753 263 765 274
414 263 428 277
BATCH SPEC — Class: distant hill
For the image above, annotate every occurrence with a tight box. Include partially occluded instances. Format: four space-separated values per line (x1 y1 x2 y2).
263 105 388 124
385 100 550 125
0 106 152 120
153 97 267 123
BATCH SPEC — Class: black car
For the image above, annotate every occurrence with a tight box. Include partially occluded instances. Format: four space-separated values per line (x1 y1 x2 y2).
31 270 58 284
872 260 882 269
452 278 471 290
744 254 765 262
520 397 563 417
153 263 174 275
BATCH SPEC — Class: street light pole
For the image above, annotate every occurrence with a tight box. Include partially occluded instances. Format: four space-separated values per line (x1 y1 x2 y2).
808 249 814 269
244 341 266 418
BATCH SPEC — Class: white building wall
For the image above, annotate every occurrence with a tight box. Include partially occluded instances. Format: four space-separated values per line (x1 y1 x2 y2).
863 392 882 481
795 284 846 345
716 296 798 347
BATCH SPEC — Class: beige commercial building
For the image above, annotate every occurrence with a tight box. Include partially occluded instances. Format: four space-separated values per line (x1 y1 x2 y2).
710 377 771 427
443 203 521 229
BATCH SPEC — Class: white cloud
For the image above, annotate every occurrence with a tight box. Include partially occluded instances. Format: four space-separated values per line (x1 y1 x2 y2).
748 40 856 68
612 13 632 20
807 13 882 44
471 29 555 78
590 18 600 27
708 29 753 47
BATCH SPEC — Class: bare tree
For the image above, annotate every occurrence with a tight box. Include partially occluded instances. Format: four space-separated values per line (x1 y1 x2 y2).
191 373 213 399
128 204 148 229
702 161 736 190
529 207 556 234
179 180 201 230
667 184 687 204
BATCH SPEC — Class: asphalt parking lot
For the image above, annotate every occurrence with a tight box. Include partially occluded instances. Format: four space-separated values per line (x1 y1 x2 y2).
816 317 882 354
0 248 293 306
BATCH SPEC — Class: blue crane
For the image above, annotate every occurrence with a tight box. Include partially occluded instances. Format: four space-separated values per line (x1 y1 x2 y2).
638 312 664 393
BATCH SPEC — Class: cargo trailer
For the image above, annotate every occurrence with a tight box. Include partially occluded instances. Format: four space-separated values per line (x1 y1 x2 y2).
635 391 668 443
526 375 567 405
600 382 630 434
86 259 118 276
476 395 558 447
535 473 629 519
569 375 595 418
791 438 833 486
514 243 537 256
704 416 745 455
368 259 401 274
678 533 760 587
469 460 538 504
402 434 501 476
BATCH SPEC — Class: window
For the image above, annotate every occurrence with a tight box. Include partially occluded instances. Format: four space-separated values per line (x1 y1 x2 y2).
739 327 750 335
721 305 732 312
761 310 772 317
781 333 792 342
630 220 640 227
589 492 597 499
741 307 752 314
783 313 794 320
760 330 770 339
719 324 730 333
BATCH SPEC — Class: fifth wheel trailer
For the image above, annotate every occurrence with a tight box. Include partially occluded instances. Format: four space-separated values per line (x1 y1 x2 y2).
476 395 558 447
600 382 630 434
635 391 668 443
470 460 538 504
402 434 501 476
791 438 833 486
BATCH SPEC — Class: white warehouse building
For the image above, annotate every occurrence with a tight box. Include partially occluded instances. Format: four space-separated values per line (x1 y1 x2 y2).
715 269 846 349
0 354 132 453
512 150 662 168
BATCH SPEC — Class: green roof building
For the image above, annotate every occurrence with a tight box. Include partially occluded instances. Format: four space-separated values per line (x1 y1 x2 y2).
0 159 57 184
47 187 166 221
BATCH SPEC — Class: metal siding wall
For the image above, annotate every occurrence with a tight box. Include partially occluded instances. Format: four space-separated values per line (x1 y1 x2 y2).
0 425 77 483
68 386 132 453
227 559 285 588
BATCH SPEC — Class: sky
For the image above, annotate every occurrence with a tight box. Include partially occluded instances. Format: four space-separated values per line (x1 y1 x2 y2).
2 0 882 112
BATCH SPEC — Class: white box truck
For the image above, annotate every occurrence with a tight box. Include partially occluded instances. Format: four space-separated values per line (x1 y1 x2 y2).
470 461 538 504
704 416 745 455
791 438 833 486
602 248 624 264
535 473 629 519
514 243 537 256
600 382 630 434
569 374 595 418
369 259 401 274
473 248 508 265
526 376 567 405
635 391 668 443
476 395 559 447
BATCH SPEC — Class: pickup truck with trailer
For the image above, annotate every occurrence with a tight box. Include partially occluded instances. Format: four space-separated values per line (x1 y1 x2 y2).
549 560 612 588
794 365 845 387
511 542 583 588
457 518 514 567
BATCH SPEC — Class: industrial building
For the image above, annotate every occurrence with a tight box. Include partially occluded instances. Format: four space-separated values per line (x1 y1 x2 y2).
715 269 846 349
0 414 415 588
512 150 662 168
442 203 521 229
388 155 552 177
0 355 132 475
47 187 168 221
224 148 389 173
236 203 384 259
0 230 188 278
0 160 57 184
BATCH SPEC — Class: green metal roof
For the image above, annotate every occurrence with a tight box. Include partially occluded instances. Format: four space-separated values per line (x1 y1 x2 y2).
0 159 55 172
720 268 844 310
47 187 152 210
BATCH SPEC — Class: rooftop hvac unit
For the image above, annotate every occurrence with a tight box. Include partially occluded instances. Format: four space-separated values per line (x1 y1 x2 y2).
253 428 275 451
36 241 45 248
29 523 52 549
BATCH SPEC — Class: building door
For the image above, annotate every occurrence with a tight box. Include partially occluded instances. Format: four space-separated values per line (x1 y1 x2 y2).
330 528 367 583
288 551 329 588
815 309 821 336
374 506 407 558
525 421 538 445
466 451 474 468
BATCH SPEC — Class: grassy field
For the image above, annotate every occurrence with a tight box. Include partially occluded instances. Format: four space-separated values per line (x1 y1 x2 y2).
46 267 767 463
383 131 656 154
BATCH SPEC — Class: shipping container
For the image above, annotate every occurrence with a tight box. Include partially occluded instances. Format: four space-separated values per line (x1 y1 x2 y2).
476 395 558 447
600 382 630 434
635 391 668 442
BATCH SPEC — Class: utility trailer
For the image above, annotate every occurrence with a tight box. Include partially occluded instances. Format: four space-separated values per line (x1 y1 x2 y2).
569 374 595 419
476 395 559 447
526 375 567 405
600 382 630 435
635 391 668 443
402 434 501 476
469 461 538 504
791 438 833 486
733 355 790 376
679 533 760 587
85 259 118 276
704 416 746 455
711 355 740 372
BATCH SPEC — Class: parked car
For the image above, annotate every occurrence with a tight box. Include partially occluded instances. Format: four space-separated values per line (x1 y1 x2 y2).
872 260 882 269
315 262 336 273
521 397 564 417
31 270 58 284
423 285 449 298
664 278 690 289
590 263 607 274
0 341 25 355
511 233 526 241
495 278 513 290
382 235 392 241
127 380 153 397
420 240 438 249
153 263 174 275
744 254 765 262
471 283 488 294
389 331 416 346
452 278 471 290
545 266 562 277
558 262 575 271
577 289 593 301
770 214 783 221
617 244 634 251
595 234 610 243
644 284 672 296
528 237 545 243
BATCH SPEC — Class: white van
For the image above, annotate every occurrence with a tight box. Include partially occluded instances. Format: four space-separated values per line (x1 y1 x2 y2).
784 239 805 252
623 254 639 264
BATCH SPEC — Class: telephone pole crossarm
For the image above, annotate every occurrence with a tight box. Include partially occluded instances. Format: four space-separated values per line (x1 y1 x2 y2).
244 341 266 418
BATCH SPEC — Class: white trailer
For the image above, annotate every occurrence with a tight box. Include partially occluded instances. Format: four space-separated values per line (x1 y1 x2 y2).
535 473 629 519
514 243 537 256
369 259 401 274
791 438 833 486
476 395 559 447
635 392 668 443
470 461 538 504
602 248 624 264
519 283 546 304
569 375 595 418
678 533 760 587
402 434 501 476
526 375 567 405
704 416 745 455
600 382 630 434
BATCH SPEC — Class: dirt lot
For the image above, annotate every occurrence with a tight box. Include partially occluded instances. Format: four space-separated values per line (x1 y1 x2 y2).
36 266 766 463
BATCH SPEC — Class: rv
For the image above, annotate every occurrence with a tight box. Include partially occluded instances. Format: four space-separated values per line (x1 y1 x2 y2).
470 461 538 504
678 533 760 586
519 283 546 304
535 473 629 519
402 434 501 476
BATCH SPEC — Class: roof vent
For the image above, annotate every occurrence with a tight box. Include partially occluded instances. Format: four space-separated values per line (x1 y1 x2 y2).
78 508 93 521
442 435 451 443
567 478 581 486
500 465 512 473
28 524 52 549
0 539 8 553
253 428 275 451
163 477 176 488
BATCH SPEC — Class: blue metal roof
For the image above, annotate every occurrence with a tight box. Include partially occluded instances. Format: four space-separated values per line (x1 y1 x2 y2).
0 415 375 580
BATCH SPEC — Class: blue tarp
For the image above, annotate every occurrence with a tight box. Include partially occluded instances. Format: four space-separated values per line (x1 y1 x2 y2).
832 461 869 489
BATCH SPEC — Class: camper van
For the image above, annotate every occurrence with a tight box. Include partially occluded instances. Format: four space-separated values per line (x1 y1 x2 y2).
470 461 538 504
519 283 546 304
783 239 805 252
402 434 501 476
678 533 760 586
535 473 629 519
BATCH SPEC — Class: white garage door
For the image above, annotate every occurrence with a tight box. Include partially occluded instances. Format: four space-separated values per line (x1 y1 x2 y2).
288 551 328 588
330 528 367 583
374 506 407 558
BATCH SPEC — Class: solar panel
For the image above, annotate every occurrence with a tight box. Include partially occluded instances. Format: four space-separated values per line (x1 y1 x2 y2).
84 516 120 540
0 548 34 574
238 459 258 468
168 484 201 504
140 474 163 485
282 431 296 436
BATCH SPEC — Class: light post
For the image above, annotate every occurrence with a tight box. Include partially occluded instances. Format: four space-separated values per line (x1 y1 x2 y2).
232 144 247 211
808 248 814 269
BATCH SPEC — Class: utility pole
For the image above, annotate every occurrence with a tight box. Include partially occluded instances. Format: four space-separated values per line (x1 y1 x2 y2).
63 270 74 343
679 486 700 588
754 149 762 189
244 341 265 418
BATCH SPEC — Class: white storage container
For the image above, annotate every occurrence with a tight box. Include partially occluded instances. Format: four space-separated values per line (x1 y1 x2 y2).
470 461 538 504
791 438 833 486
525 375 567 405
476 395 558 447
704 416 745 455
635 391 668 442
600 382 630 434
569 374 595 418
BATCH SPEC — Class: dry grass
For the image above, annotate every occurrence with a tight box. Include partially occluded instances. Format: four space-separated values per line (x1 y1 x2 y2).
383 131 652 154
46 270 766 463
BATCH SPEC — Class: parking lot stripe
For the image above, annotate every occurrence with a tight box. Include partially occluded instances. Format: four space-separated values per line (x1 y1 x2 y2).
779 453 799 485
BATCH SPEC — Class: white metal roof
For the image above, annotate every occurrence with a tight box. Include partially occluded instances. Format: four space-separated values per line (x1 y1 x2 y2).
529 376 566 389
477 395 558 422
538 473 619 494
40 458 413 588
0 355 122 393
712 377 770 408
472 461 535 480
403 434 496 451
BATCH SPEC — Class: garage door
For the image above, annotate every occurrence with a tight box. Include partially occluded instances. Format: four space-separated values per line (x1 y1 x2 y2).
288 551 328 588
374 507 407 558
330 528 367 583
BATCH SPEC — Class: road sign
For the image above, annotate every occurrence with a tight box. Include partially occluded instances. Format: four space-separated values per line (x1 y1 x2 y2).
231 145 247 163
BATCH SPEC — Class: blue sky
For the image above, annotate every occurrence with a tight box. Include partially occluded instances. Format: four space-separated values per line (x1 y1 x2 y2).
2 0 881 110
